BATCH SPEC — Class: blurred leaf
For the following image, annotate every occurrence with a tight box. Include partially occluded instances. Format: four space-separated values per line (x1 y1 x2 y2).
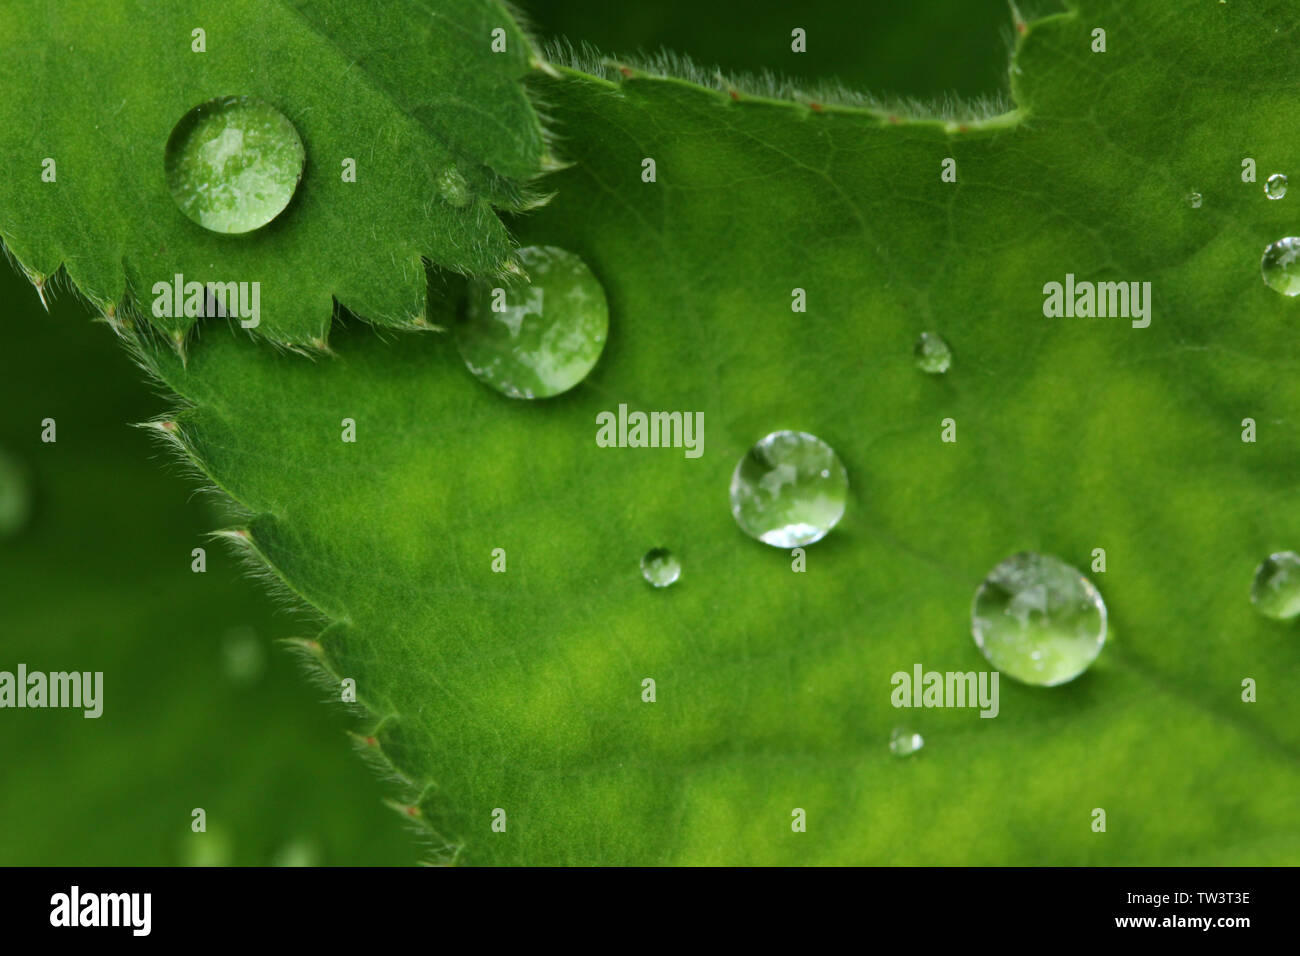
0 265 414 865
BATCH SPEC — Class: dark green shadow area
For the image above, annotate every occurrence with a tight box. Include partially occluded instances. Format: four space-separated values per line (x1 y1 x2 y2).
0 262 413 865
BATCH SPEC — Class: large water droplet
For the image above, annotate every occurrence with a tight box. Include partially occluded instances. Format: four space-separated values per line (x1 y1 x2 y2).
1266 173 1289 200
889 727 924 757
1261 237 1300 296
1250 551 1300 620
0 447 32 538
913 331 952 374
971 552 1107 686
1185 191 1203 209
730 431 848 547
457 246 609 399
165 96 305 234
640 548 681 588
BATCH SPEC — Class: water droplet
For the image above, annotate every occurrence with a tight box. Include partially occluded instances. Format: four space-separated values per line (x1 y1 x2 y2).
1266 173 1288 200
730 431 848 547
1261 237 1300 296
913 331 952 374
1185 191 1203 209
165 96 305 234
437 167 472 208
890 727 924 756
640 548 681 588
0 447 32 538
971 552 1107 686
1250 551 1300 620
457 245 609 399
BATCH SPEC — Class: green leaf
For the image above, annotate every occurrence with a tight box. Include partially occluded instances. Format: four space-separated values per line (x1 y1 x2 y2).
16 0 1300 863
0 0 546 348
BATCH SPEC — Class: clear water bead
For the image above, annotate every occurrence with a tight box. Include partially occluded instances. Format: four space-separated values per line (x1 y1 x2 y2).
1261 237 1300 296
1250 551 1300 620
640 548 681 588
729 430 848 547
890 727 924 756
914 332 952 374
457 246 609 399
971 552 1107 686
165 96 305 234
1266 173 1288 201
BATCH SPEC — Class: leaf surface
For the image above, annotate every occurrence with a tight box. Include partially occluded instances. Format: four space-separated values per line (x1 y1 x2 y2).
0 0 545 347
16 0 1300 863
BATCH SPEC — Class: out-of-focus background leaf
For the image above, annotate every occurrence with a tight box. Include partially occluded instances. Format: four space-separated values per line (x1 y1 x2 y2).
0 264 412 864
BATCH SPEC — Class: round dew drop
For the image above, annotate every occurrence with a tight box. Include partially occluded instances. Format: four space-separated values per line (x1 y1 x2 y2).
971 552 1107 686
889 727 924 757
1261 237 1300 296
1265 173 1288 201
730 430 848 547
1185 191 1203 209
1250 551 1300 620
457 246 609 399
913 331 952 374
165 96 305 234
640 548 681 588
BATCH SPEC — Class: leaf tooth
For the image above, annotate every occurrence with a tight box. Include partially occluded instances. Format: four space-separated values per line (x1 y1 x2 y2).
133 417 188 452
411 315 447 333
530 55 561 79
210 527 254 548
384 799 424 820
169 328 189 366
1008 0 1028 36
279 636 324 657
514 190 556 212
539 152 572 174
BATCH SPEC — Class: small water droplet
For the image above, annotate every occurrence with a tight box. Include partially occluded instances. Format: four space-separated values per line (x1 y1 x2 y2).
914 331 952 374
1250 551 1300 620
971 552 1107 686
1261 237 1300 296
640 548 681 588
1185 191 1203 209
0 447 32 538
165 96 305 234
437 167 472 208
890 727 924 756
457 245 609 399
1266 173 1289 200
730 430 848 547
